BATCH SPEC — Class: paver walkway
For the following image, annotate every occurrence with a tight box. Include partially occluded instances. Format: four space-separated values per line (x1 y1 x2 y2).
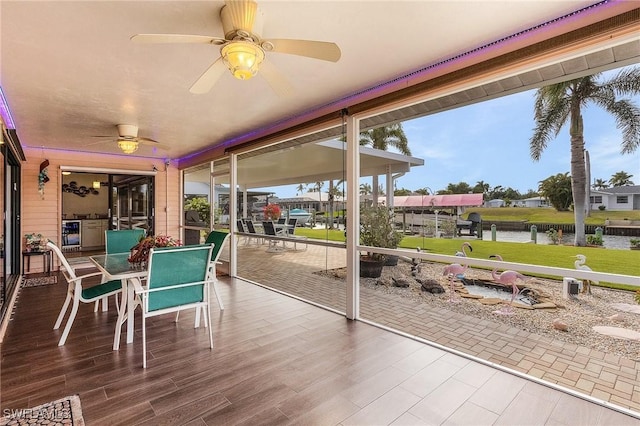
231 241 640 415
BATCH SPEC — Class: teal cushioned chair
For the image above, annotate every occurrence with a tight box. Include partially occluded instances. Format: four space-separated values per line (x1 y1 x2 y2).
203 230 231 310
93 229 145 312
47 241 123 346
105 229 146 254
133 244 214 368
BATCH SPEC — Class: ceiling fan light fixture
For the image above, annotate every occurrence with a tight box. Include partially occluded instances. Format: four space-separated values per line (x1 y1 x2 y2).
118 139 139 154
221 40 265 80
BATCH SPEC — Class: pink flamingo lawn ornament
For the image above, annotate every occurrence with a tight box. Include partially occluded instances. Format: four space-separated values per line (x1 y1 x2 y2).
489 254 526 315
443 263 467 303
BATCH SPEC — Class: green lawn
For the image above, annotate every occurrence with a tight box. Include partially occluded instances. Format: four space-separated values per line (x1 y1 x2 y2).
460 207 640 225
293 227 639 291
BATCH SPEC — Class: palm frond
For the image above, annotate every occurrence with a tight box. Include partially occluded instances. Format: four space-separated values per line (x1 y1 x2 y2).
604 67 640 95
530 95 571 161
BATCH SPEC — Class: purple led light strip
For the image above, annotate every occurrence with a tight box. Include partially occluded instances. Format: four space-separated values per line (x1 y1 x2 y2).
0 86 16 129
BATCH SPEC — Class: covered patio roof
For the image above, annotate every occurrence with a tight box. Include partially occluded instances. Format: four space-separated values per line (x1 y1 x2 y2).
189 139 425 189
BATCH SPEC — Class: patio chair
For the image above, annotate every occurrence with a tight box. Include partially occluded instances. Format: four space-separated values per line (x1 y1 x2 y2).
47 241 123 346
244 219 263 245
175 229 230 324
105 229 146 253
287 218 297 235
204 230 230 310
262 221 285 252
133 244 214 368
286 217 308 251
236 219 249 245
277 218 287 225
94 229 146 312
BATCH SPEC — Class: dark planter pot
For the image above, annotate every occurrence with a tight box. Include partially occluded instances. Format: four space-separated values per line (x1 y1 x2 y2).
384 254 399 266
360 257 384 278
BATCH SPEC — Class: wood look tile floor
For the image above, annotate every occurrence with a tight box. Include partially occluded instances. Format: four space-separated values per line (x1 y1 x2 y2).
2 272 639 425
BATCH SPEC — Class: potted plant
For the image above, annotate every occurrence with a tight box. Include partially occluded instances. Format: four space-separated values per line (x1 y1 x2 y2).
359 205 403 277
24 233 46 252
630 238 640 250
263 204 281 221
128 234 182 266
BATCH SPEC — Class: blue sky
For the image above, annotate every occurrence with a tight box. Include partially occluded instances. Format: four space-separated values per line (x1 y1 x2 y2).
259 67 640 199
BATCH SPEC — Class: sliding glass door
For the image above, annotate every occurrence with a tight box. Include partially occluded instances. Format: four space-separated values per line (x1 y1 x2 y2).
0 128 22 323
111 175 154 234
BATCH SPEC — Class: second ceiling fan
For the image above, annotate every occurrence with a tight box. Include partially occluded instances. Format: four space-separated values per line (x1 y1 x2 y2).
131 0 341 95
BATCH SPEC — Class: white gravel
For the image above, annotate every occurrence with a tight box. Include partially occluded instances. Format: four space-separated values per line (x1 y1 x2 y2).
345 259 640 360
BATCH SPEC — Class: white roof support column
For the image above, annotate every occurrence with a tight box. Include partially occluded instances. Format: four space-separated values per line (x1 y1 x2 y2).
346 112 360 320
241 185 248 220
209 161 216 227
386 165 393 208
229 153 238 278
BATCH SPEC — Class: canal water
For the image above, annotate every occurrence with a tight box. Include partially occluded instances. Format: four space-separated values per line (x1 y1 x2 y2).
481 230 634 250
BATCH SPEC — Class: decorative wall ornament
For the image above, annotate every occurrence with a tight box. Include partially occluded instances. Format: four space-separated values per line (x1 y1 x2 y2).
62 181 100 197
38 159 49 198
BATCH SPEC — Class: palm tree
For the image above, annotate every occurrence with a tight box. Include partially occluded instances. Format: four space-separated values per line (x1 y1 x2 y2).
359 123 411 204
296 183 307 195
359 183 372 196
592 178 608 190
538 172 573 211
327 179 344 229
609 171 634 187
529 67 640 246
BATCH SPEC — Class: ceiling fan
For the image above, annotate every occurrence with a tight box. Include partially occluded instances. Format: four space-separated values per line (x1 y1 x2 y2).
92 124 167 154
131 0 341 95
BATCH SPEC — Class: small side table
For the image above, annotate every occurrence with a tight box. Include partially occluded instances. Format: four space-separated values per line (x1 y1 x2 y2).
22 249 52 275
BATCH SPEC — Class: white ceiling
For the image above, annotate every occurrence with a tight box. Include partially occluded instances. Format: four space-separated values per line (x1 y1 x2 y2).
1 1 639 163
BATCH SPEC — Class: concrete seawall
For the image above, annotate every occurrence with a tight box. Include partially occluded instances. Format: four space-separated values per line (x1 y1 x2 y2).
482 221 640 237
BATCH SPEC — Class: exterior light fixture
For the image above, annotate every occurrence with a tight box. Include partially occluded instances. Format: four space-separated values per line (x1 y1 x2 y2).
118 139 139 154
93 181 101 189
221 40 265 80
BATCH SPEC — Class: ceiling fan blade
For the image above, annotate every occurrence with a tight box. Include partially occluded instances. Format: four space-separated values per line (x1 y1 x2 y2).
266 39 341 62
131 34 226 45
222 0 259 33
190 58 227 94
259 60 293 98
137 137 158 144
87 138 114 146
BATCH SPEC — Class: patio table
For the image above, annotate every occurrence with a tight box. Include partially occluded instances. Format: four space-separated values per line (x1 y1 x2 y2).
90 253 148 350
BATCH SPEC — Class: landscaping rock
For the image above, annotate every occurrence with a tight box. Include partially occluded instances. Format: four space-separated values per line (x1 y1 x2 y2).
479 298 503 305
512 302 535 310
417 278 445 294
553 319 568 331
607 313 624 322
533 302 557 309
460 293 483 299
593 326 640 340
392 276 410 288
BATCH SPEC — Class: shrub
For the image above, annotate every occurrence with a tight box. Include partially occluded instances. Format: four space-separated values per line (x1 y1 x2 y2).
598 205 606 211
546 228 560 245
360 205 403 261
586 234 603 246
